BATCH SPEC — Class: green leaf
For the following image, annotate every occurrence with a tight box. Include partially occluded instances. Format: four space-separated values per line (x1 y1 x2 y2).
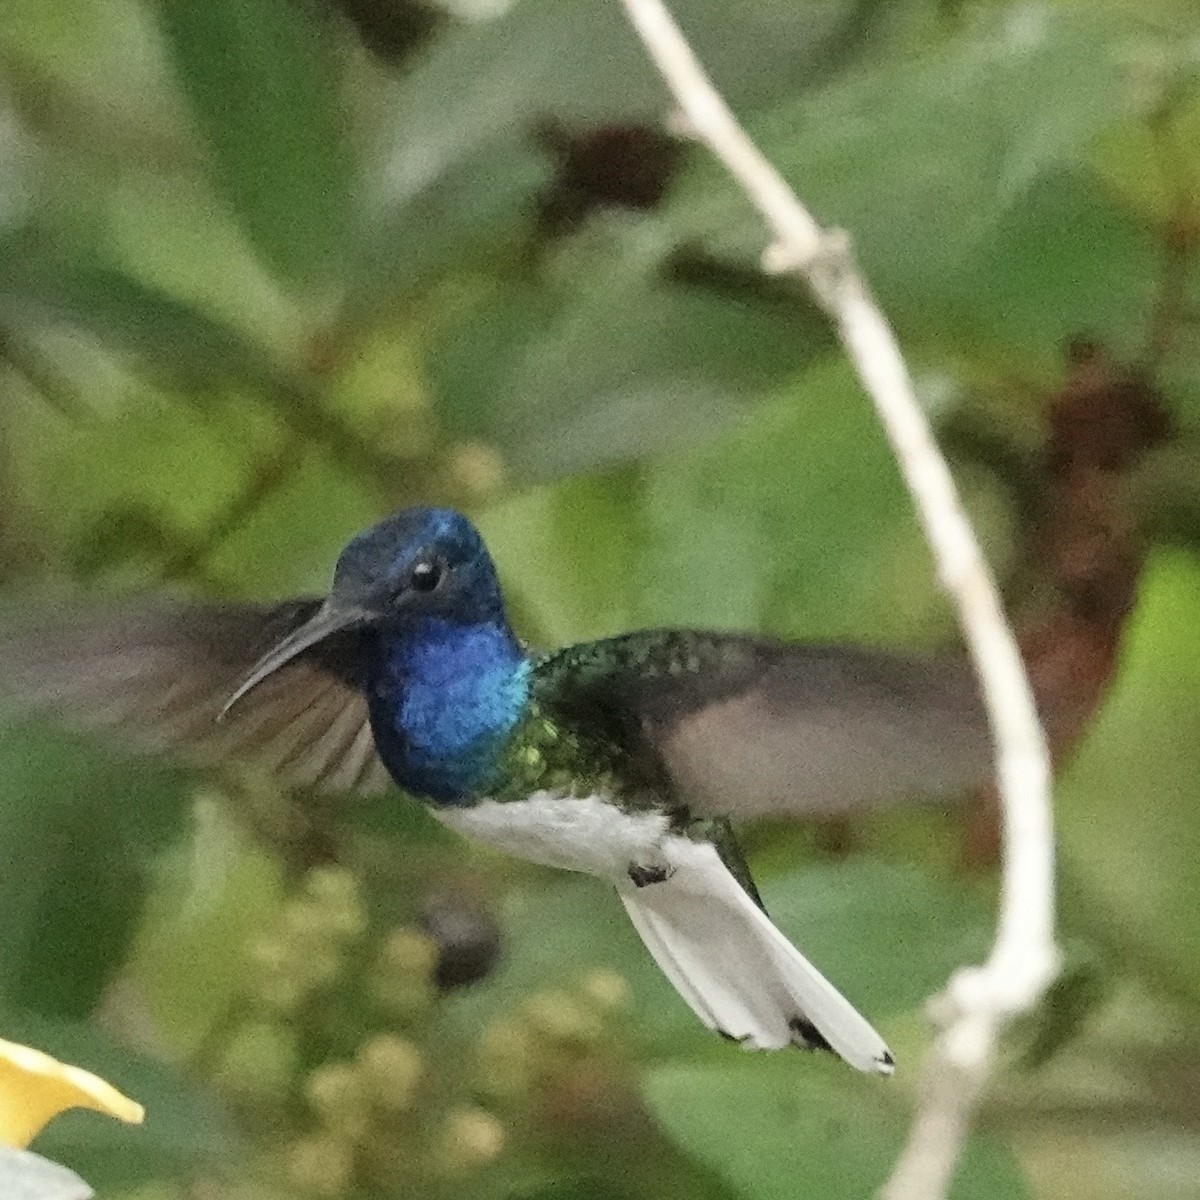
947 169 1157 353
1089 84 1200 231
128 802 286 1059
359 0 888 344
0 720 190 1020
756 859 990 1021
428 217 831 481
635 467 768 634
631 360 1015 643
0 232 289 388
666 5 1145 339
200 445 378 598
478 469 643 644
351 132 553 309
372 0 888 208
154 0 353 288
645 1056 1028 1200
1057 552 1200 1006
9 388 270 572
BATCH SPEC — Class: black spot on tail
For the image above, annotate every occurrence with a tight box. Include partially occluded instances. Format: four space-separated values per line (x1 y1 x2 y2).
788 1016 834 1054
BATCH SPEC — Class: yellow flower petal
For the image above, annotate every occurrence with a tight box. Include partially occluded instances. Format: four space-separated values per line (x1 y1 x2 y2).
0 1038 144 1149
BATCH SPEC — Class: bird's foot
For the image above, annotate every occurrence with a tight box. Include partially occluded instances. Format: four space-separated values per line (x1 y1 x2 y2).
628 862 673 888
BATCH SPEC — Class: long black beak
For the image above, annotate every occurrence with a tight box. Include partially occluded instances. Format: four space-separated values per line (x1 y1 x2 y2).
220 600 370 717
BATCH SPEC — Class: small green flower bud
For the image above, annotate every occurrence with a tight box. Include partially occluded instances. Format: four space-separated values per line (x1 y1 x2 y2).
215 1020 299 1098
356 1034 423 1111
303 866 367 941
447 441 506 500
287 1132 354 1197
370 928 437 1018
252 973 306 1016
247 936 290 976
304 1061 371 1142
247 907 342 1013
281 898 336 947
377 927 437 978
522 989 602 1047
438 1106 504 1173
478 1019 533 1099
579 968 629 1011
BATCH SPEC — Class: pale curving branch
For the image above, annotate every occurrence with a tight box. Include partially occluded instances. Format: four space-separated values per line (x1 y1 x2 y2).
617 1 1060 1196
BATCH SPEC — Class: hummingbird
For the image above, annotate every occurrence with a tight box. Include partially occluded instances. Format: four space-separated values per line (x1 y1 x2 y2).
0 506 993 1073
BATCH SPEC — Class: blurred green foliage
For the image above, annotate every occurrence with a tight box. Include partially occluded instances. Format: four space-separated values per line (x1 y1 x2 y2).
2 0 1200 1197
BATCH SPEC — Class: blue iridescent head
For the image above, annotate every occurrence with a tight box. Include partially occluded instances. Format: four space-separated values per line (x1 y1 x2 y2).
338 508 528 802
224 507 527 805
331 506 506 629
224 507 514 715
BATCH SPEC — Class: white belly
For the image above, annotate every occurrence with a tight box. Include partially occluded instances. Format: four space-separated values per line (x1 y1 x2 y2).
432 791 670 880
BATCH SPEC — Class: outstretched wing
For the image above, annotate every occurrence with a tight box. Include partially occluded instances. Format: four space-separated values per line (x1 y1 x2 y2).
534 630 992 820
0 598 390 795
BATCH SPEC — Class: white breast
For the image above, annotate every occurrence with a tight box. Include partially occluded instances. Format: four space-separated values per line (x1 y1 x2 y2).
433 791 670 880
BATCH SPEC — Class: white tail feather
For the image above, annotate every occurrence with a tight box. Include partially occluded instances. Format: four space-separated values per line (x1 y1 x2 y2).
618 838 893 1074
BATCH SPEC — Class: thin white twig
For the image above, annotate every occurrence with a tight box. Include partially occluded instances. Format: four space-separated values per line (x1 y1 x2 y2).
617 2 1060 1196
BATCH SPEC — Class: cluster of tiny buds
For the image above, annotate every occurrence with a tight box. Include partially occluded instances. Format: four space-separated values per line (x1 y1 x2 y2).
193 861 634 1198
479 967 630 1101
246 866 368 1014
204 863 519 1197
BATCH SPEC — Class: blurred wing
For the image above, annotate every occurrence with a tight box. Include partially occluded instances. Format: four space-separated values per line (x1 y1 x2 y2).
536 631 992 819
0 598 391 795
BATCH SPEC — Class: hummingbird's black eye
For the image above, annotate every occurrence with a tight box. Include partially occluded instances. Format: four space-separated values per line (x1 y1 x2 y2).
409 558 444 593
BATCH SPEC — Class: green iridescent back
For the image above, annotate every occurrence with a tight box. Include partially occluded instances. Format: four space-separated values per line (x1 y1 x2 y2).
484 629 756 808
486 699 629 803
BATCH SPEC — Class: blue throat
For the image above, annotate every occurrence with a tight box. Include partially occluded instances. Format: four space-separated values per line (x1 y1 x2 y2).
365 615 530 805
